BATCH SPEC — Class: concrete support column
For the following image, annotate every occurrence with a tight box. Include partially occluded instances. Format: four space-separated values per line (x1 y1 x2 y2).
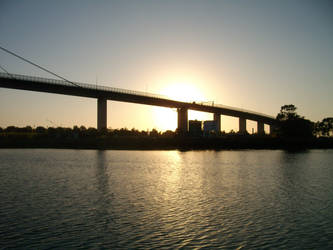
177 107 188 135
269 124 275 135
97 98 107 131
239 117 247 134
214 113 221 133
257 121 265 135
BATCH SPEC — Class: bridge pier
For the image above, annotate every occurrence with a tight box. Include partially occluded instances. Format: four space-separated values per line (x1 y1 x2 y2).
269 124 275 135
257 121 265 135
177 107 188 135
214 113 221 133
239 117 247 134
97 98 107 131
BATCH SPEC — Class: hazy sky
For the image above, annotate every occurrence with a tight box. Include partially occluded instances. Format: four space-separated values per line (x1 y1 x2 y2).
1 0 332 132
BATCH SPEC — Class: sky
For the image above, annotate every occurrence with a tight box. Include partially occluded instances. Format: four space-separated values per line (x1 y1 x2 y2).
0 0 332 132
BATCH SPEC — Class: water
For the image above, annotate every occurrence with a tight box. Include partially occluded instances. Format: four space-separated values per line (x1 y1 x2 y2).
0 149 332 249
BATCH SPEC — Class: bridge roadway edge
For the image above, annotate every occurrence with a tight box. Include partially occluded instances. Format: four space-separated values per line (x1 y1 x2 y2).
0 74 277 131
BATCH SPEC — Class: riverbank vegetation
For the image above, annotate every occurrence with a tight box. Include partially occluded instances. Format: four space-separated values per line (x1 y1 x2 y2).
0 104 332 149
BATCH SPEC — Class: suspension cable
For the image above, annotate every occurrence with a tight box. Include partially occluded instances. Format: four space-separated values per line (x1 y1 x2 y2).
0 64 14 78
0 45 81 87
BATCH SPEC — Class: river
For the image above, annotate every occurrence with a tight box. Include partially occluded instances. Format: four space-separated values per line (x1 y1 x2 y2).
0 149 332 249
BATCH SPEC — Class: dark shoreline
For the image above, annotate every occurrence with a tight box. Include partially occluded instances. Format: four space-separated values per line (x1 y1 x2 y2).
1 136 332 150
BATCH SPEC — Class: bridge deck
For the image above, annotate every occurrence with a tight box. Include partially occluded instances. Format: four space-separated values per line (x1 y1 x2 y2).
0 72 276 124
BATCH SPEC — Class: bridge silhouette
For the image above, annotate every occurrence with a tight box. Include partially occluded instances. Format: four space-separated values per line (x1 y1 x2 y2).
0 72 276 134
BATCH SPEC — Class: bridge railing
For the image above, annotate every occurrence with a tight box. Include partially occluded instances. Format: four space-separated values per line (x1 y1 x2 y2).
213 103 275 119
0 72 171 100
0 72 275 120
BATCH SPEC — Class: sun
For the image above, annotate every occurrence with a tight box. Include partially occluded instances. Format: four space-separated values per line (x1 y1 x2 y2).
161 82 205 103
152 82 211 131
152 106 178 131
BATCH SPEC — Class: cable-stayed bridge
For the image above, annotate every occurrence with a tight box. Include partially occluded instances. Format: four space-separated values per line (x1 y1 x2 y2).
0 72 276 134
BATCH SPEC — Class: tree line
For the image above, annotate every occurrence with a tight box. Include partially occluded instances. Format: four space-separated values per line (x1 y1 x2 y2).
0 104 332 138
276 104 332 138
0 126 177 138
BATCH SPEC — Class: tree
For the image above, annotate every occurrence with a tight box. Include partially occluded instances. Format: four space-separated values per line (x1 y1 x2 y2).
276 104 300 121
162 130 175 137
36 126 47 133
149 128 160 137
79 126 87 131
315 117 333 137
276 104 314 137
5 126 18 133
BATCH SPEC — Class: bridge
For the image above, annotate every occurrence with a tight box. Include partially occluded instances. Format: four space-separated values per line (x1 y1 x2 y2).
0 72 276 134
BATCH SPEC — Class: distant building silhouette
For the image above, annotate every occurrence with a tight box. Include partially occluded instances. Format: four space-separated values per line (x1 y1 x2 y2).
203 120 218 136
189 120 202 136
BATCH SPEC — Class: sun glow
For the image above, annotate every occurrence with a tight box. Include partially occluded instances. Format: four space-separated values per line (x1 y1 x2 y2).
152 107 178 131
161 82 206 103
153 81 211 131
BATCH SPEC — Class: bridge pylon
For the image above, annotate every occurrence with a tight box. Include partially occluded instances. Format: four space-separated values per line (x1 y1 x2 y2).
239 117 247 134
177 107 188 135
257 121 265 135
214 113 221 133
97 98 107 131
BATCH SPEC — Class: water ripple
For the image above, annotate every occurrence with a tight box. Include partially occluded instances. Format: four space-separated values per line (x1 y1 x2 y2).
0 149 333 249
